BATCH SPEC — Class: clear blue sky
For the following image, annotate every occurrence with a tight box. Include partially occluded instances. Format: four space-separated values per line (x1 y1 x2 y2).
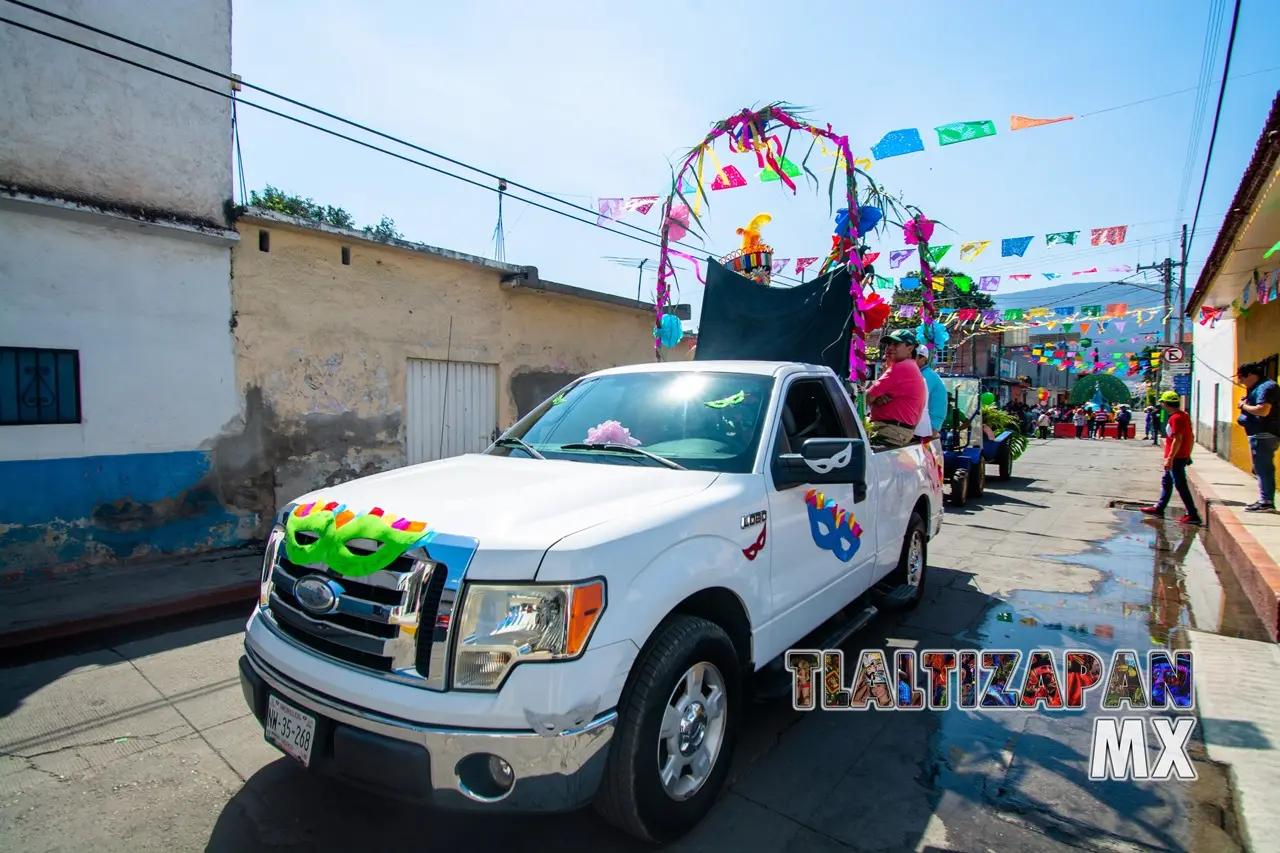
231 0 1280 328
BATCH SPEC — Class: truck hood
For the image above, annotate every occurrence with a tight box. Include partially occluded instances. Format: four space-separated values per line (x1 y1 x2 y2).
288 453 721 580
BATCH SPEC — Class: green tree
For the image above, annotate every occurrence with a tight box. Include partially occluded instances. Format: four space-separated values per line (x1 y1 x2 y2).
1069 373 1133 405
362 216 404 243
883 266 995 333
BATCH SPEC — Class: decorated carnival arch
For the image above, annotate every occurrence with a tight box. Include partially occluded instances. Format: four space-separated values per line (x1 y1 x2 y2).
649 103 946 383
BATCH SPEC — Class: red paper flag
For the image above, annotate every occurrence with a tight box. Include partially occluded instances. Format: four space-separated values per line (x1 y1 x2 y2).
796 257 819 274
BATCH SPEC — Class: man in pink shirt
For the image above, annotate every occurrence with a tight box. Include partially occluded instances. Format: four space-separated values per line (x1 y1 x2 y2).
868 329 927 447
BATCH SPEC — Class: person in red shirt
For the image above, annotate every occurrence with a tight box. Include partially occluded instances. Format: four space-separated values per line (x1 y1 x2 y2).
1141 391 1202 525
867 329 927 448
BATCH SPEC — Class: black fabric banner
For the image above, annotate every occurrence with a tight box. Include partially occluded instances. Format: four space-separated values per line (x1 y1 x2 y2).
692 258 853 377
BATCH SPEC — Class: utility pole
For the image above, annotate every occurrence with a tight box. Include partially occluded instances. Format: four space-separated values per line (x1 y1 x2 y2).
1178 224 1188 347
1137 257 1176 394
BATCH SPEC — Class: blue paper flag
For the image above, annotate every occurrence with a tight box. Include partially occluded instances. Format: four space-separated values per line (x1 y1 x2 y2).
1043 273 1061 280
871 129 925 160
900 276 921 290
1001 236 1033 257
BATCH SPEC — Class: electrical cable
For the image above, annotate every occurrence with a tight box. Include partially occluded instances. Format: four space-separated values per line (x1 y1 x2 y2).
1187 0 1244 263
1174 0 1228 223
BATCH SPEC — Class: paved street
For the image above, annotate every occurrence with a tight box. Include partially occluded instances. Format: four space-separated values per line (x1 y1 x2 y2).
0 438 1269 852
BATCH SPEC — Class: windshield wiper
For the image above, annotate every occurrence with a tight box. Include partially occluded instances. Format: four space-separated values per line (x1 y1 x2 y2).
558 443 686 470
491 437 546 460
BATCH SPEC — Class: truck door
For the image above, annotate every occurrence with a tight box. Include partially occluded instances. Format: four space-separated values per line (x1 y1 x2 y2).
764 376 878 645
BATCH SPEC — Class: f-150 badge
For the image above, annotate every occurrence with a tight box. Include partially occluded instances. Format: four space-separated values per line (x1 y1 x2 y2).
741 510 767 529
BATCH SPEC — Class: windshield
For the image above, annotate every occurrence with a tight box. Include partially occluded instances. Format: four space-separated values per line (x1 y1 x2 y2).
488 371 774 473
941 377 981 419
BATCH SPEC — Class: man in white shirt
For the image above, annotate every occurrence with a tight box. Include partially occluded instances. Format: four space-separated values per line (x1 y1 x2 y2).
913 345 938 444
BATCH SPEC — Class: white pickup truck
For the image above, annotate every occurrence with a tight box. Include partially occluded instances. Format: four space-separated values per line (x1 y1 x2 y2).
239 360 944 842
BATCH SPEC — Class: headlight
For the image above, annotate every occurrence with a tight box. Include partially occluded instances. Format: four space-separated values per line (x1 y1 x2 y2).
452 580 605 690
259 526 284 607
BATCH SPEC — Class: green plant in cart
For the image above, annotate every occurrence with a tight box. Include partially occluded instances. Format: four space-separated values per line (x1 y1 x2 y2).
981 406 1028 460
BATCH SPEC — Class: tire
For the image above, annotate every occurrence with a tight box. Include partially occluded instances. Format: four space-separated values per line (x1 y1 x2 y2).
998 447 1013 481
971 463 986 498
880 513 929 610
950 469 968 507
594 615 741 843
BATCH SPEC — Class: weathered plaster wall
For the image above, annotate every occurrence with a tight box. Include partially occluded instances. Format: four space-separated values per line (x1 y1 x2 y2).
0 0 233 223
0 207 247 570
229 216 659 521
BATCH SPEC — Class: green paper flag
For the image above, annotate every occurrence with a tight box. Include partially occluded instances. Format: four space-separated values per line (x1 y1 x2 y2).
927 244 952 263
935 120 997 146
759 157 802 182
875 275 894 289
1062 323 1074 333
953 275 973 293
1046 231 1079 246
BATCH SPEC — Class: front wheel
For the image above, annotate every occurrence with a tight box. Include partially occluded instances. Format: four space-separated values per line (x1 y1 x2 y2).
971 463 986 498
594 615 741 843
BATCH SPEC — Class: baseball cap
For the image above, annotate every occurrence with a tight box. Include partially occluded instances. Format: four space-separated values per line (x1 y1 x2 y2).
1159 391 1181 403
915 343 931 360
882 329 918 346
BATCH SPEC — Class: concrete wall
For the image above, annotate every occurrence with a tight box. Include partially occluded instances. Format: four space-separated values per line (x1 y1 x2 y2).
0 205 247 571
1192 317 1237 460
0 0 233 224
228 214 661 522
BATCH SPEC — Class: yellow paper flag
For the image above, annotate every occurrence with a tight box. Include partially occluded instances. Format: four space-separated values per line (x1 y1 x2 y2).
959 241 991 262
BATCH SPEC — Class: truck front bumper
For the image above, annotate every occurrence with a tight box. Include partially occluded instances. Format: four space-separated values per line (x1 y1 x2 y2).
239 647 616 812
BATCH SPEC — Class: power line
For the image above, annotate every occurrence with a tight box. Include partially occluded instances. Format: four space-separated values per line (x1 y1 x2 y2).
1174 0 1228 223
1187 0 1244 263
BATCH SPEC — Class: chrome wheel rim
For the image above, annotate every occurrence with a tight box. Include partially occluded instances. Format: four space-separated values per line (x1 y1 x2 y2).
658 661 727 801
906 531 925 588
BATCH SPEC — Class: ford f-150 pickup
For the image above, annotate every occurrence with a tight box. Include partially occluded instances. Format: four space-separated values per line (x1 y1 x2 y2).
239 359 944 842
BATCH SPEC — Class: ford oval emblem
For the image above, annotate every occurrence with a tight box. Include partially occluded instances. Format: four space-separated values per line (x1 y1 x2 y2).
294 576 340 614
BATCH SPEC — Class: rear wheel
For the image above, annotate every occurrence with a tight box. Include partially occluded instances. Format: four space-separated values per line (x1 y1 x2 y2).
998 447 1013 481
971 463 986 498
878 513 928 610
950 469 968 507
595 615 741 843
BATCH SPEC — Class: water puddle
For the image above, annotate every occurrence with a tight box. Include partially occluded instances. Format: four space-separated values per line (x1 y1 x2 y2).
920 511 1265 849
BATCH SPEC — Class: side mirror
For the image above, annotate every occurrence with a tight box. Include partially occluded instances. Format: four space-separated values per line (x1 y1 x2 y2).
775 438 868 499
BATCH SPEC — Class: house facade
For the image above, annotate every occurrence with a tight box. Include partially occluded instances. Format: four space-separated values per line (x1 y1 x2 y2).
1186 92 1280 474
0 0 244 572
227 209 691 533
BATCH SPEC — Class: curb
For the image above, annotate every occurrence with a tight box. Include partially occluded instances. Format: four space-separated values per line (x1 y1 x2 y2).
0 581 258 651
1187 469 1280 642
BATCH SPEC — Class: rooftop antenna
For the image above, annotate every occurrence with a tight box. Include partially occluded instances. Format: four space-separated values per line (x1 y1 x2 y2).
603 256 655 303
492 178 508 262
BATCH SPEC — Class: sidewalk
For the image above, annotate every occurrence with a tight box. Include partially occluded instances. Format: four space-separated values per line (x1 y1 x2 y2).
1186 450 1280 641
0 548 262 650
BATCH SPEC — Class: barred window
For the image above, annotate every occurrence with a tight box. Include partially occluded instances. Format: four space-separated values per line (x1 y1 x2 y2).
0 347 82 425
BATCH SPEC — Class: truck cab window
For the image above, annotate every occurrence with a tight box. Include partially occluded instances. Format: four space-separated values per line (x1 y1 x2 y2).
776 379 848 456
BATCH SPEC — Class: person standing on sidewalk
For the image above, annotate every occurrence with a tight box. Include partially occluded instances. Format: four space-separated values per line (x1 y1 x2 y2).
1141 391 1203 525
1037 409 1051 439
1073 407 1087 439
1236 362 1280 513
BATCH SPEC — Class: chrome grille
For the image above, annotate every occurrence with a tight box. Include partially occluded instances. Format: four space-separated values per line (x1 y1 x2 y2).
263 538 450 689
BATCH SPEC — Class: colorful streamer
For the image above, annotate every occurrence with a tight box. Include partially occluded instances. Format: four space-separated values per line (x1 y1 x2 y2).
870 128 926 159
935 120 997 146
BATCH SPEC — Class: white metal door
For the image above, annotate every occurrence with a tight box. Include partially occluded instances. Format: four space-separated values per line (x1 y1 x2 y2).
406 358 497 464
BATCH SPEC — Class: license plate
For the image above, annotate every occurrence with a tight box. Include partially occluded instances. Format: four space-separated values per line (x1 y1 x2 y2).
266 694 316 767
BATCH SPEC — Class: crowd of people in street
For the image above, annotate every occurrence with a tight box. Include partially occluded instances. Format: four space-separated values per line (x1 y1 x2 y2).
1002 400 1141 441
